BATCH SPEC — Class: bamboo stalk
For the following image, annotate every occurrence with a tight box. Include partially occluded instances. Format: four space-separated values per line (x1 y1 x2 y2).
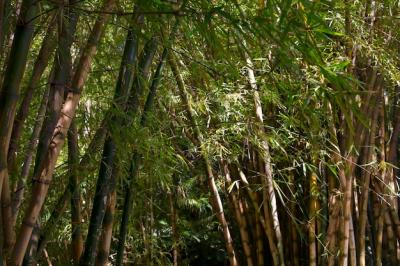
11 0 115 263
68 121 83 265
95 188 116 266
222 161 254 266
308 172 318 266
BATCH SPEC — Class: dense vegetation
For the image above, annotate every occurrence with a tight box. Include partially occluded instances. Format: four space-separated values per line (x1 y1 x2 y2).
0 0 399 265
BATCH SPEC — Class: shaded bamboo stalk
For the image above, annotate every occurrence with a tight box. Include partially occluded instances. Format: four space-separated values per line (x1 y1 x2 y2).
79 137 115 266
168 190 179 266
221 161 254 266
237 166 280 265
115 27 177 266
357 95 379 266
0 0 38 259
7 17 57 171
308 172 318 266
255 212 264 266
288 173 300 266
95 188 116 266
79 11 142 266
0 0 5 58
68 121 83 265
0 0 38 234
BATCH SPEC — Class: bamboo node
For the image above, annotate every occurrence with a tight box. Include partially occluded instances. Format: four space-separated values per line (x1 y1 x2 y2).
22 220 36 228
32 178 52 185
67 86 82 94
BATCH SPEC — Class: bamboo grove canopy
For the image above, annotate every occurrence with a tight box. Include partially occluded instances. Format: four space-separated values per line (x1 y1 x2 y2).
0 0 399 265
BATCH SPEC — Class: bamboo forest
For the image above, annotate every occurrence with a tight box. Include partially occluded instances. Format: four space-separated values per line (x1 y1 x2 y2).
1 0 400 265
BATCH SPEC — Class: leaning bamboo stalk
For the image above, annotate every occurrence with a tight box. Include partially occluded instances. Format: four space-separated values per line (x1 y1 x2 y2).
327 203 340 266
32 0 79 183
326 99 355 266
169 54 238 266
384 211 397 265
115 27 177 266
10 0 115 263
34 118 107 258
325 102 344 265
0 0 39 259
375 82 390 266
0 0 37 215
206 162 238 265
36 108 107 256
0 0 5 58
7 17 57 170
247 151 264 266
388 86 400 166
36 186 70 256
240 41 285 265
83 30 155 264
11 80 50 223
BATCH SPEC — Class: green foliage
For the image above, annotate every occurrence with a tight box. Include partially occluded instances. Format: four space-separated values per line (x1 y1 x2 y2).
9 0 400 264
